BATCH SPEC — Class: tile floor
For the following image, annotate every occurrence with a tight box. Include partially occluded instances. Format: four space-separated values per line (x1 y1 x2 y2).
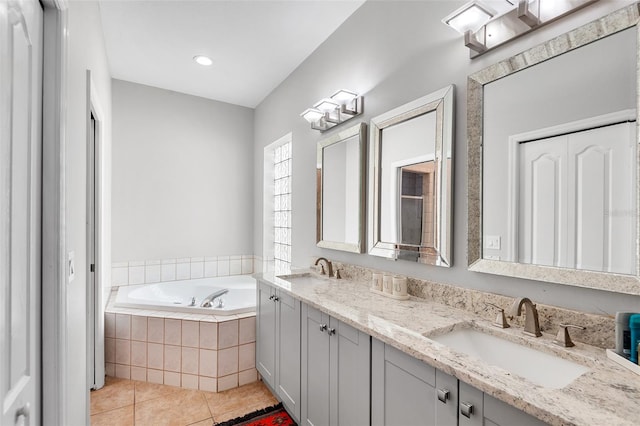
90 376 278 426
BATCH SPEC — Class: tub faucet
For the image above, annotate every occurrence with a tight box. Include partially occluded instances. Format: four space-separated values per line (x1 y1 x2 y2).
509 297 542 337
314 257 333 277
201 289 229 308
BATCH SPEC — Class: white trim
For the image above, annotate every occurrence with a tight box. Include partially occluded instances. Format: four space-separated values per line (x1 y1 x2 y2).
41 0 67 424
86 70 106 391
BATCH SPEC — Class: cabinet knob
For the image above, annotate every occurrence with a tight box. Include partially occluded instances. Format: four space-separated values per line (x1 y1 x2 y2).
319 324 327 332
268 295 275 300
328 327 336 336
273 296 280 302
460 402 474 418
437 388 450 403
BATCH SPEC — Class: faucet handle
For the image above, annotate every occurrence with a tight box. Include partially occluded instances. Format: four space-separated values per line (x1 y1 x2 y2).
318 264 326 275
485 302 510 329
554 324 586 347
335 268 342 279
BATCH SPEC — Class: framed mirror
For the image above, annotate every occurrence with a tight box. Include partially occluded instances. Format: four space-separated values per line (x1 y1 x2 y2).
316 122 367 253
368 85 454 266
468 4 640 294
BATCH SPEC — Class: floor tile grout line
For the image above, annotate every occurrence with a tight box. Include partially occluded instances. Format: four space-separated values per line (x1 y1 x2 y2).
89 402 135 420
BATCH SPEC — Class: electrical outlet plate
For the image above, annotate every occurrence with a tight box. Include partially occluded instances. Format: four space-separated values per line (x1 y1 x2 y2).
485 235 501 250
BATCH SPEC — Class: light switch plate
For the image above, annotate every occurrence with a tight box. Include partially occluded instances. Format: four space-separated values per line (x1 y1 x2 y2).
68 251 75 283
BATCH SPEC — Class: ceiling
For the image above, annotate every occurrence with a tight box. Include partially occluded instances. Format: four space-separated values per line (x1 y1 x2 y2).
99 0 365 108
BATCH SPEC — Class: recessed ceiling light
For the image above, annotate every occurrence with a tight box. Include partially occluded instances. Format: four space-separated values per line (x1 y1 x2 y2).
193 55 213 66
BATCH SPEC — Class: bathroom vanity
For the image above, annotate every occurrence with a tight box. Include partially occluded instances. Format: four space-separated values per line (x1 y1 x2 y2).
255 271 637 426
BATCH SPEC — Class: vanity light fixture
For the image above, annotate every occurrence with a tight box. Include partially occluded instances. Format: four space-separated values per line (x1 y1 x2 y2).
442 1 495 34
443 0 598 58
300 89 362 132
193 55 213 66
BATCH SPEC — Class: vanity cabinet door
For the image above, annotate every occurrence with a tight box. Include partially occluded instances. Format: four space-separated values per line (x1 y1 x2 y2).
276 291 301 421
256 280 301 423
301 304 331 426
371 338 437 426
256 281 276 388
459 381 483 426
483 394 547 426
329 317 371 426
435 369 458 426
301 304 371 426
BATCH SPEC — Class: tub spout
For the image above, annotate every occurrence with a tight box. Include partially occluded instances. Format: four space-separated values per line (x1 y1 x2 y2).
201 289 229 307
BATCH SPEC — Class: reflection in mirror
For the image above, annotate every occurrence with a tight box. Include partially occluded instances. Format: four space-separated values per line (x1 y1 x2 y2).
369 85 454 266
316 122 366 253
468 4 640 294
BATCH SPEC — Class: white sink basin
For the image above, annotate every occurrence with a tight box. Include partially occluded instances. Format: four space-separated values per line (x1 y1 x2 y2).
431 328 588 389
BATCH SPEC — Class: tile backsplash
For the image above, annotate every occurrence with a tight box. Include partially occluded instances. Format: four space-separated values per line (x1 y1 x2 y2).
112 255 259 287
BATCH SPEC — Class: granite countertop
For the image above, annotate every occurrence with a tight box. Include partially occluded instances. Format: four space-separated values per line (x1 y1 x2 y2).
255 271 638 426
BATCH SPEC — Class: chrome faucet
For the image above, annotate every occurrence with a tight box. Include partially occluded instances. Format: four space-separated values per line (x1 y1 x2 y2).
200 289 229 307
509 297 542 337
314 257 333 277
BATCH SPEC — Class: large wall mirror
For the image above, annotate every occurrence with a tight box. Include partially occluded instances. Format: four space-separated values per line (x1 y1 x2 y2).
468 4 640 294
317 122 366 253
369 85 454 266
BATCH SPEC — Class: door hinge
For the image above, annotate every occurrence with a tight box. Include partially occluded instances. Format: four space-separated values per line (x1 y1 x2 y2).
90 264 95 272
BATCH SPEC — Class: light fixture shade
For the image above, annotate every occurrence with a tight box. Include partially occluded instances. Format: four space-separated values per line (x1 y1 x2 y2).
300 108 325 123
314 98 340 113
442 1 494 34
193 55 213 66
331 89 358 103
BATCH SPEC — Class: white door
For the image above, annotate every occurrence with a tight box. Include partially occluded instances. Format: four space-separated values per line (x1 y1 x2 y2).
0 0 43 425
518 122 636 274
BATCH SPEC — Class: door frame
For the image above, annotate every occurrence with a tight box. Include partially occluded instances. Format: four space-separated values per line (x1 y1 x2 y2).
41 0 68 423
86 70 106 391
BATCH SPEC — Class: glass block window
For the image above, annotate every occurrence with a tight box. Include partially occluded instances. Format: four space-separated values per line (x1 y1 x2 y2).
273 141 292 272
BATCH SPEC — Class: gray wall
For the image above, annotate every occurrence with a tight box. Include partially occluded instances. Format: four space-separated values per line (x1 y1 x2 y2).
253 0 640 315
112 80 254 261
65 1 113 423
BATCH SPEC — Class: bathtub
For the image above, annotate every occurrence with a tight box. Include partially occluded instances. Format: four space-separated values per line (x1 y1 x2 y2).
114 275 256 315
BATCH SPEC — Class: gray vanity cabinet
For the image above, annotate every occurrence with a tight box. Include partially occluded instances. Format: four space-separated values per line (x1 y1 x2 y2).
371 338 458 426
459 381 547 426
301 303 371 426
255 280 301 422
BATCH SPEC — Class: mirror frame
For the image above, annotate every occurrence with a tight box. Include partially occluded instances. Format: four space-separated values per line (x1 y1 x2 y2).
316 122 367 253
369 85 455 266
467 4 640 294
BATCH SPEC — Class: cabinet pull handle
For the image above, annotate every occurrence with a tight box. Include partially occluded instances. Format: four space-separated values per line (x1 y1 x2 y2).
460 402 474 418
319 324 327 332
328 327 336 336
437 389 450 403
15 403 30 423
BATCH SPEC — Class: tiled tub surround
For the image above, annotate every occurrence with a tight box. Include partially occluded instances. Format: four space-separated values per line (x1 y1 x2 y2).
260 269 639 425
111 255 257 287
104 301 257 392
